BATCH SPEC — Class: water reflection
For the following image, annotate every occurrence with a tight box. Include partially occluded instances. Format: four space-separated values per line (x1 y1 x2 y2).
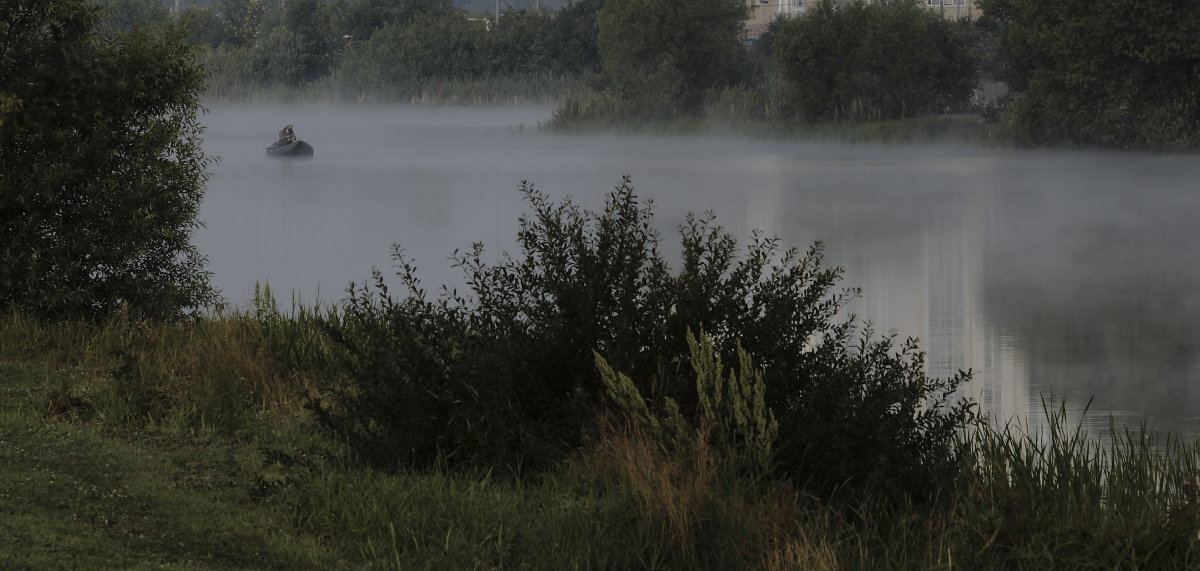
197 104 1200 438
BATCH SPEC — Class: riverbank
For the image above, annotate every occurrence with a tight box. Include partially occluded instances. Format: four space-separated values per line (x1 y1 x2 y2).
201 73 587 107
201 83 1011 148
544 111 1007 147
3 310 1198 568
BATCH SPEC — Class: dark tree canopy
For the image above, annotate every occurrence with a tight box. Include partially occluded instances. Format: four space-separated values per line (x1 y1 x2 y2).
0 0 217 320
771 0 978 122
597 0 750 115
980 0 1200 148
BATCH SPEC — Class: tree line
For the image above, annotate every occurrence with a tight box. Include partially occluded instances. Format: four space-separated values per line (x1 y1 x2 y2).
90 0 1200 149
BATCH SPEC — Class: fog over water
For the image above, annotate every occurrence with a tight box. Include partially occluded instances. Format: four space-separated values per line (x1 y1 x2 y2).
197 103 1200 437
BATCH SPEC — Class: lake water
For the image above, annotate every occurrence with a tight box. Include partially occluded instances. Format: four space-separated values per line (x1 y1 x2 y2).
197 103 1200 438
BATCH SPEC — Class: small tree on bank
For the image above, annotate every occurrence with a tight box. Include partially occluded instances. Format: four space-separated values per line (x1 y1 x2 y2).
0 0 217 320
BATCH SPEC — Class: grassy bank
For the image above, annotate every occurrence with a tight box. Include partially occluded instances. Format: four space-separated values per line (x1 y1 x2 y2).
3 309 1199 568
543 112 1006 147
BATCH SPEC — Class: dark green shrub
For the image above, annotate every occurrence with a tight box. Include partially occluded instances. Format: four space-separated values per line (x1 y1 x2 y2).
314 177 974 500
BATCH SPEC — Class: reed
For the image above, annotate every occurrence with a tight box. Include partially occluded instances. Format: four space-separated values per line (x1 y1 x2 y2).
948 402 1200 568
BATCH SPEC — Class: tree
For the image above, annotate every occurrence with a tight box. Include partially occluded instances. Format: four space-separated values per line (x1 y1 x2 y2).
93 0 171 34
0 0 217 320
772 0 978 122
330 0 454 45
597 0 750 115
979 0 1200 148
252 0 338 87
337 11 489 94
548 0 604 75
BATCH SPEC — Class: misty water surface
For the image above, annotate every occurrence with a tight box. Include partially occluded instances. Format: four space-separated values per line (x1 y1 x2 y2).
196 103 1200 437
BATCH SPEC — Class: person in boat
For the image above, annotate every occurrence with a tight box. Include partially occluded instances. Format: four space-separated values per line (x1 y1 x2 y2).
276 124 296 146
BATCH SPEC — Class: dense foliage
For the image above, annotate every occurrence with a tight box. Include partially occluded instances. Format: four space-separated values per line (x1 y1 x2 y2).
979 0 1200 149
596 0 751 116
146 0 1200 147
0 0 217 320
314 178 974 500
771 0 978 122
187 0 602 100
335 7 596 94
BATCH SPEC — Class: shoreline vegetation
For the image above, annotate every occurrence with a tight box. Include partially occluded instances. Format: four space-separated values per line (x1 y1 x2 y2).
174 0 1199 151
203 90 1008 148
4 303 1200 568
3 182 1200 567
199 75 1010 148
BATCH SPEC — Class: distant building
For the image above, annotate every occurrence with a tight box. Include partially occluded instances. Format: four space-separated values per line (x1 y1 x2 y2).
745 0 804 30
745 0 979 34
922 0 979 21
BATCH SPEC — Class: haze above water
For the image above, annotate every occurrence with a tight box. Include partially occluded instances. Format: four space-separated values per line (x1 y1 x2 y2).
197 103 1200 437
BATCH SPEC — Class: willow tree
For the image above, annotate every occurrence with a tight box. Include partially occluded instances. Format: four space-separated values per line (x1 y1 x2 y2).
0 0 217 320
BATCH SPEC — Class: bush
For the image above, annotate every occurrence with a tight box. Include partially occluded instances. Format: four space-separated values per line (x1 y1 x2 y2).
313 177 975 500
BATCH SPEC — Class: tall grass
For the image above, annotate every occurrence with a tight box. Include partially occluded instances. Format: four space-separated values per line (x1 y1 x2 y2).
0 285 340 435
5 308 1200 567
951 402 1200 568
287 412 820 569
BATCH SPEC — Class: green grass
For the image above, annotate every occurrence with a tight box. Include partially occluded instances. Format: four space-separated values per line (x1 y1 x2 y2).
3 310 1199 568
0 362 334 569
